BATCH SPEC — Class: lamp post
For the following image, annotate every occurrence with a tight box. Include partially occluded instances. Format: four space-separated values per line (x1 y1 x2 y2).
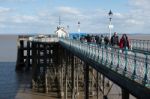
108 10 113 39
78 21 80 39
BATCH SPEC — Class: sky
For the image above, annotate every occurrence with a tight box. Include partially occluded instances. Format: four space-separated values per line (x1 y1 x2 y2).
0 0 150 34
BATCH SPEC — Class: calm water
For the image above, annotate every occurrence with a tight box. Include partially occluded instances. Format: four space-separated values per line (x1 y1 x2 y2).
0 62 33 99
0 62 19 99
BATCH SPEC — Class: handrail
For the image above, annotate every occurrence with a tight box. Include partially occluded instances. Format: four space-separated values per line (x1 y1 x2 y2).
130 39 150 52
59 38 150 88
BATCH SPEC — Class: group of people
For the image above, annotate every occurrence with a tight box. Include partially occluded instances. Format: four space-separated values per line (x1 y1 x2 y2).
110 32 130 50
80 34 110 46
79 32 130 50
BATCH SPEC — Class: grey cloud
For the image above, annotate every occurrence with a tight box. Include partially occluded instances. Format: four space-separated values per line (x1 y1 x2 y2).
0 7 12 13
129 0 150 9
57 6 80 15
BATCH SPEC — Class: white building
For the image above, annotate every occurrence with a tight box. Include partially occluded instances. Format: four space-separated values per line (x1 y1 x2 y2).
55 27 69 38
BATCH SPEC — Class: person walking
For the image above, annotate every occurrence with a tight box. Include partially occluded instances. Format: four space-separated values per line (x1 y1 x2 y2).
104 35 110 46
98 35 104 47
110 32 119 48
119 34 130 51
86 34 91 43
95 35 99 44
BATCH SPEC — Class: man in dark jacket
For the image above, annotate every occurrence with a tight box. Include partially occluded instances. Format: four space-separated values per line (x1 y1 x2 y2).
104 35 109 45
111 32 119 47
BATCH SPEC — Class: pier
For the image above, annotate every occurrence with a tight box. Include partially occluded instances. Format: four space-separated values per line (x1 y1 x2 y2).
16 35 150 99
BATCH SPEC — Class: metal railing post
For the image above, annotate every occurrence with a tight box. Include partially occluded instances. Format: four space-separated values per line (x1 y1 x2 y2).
132 53 137 80
110 48 114 68
136 40 138 49
147 41 149 51
97 47 100 63
142 54 148 85
143 40 145 50
123 49 128 75
116 49 120 71
105 47 108 65
102 46 104 63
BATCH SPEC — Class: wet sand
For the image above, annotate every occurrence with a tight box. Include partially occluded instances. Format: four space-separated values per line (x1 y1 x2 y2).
15 79 136 99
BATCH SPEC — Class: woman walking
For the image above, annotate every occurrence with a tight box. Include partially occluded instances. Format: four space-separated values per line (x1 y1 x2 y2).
119 34 130 51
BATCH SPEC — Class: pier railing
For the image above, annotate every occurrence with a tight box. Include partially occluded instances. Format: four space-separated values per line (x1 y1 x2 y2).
18 35 59 42
130 39 150 52
18 35 150 53
59 38 150 88
29 37 59 42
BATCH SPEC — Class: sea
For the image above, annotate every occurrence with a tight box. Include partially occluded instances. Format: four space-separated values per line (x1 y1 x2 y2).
0 62 17 99
0 34 149 99
0 35 30 99
0 35 17 98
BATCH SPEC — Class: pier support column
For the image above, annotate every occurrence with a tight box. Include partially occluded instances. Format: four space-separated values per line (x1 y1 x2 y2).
90 68 95 96
84 63 89 99
60 64 64 97
122 88 129 99
71 55 75 99
102 75 108 99
31 42 37 91
65 54 68 99
16 40 25 71
44 44 48 93
57 46 64 97
76 58 79 98
96 71 99 99
25 41 30 71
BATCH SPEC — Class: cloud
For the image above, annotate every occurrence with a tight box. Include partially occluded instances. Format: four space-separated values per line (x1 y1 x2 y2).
129 0 150 9
0 7 13 24
0 0 30 2
125 19 144 25
0 7 12 13
57 6 80 15
114 12 124 19
0 24 6 28
12 15 39 23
